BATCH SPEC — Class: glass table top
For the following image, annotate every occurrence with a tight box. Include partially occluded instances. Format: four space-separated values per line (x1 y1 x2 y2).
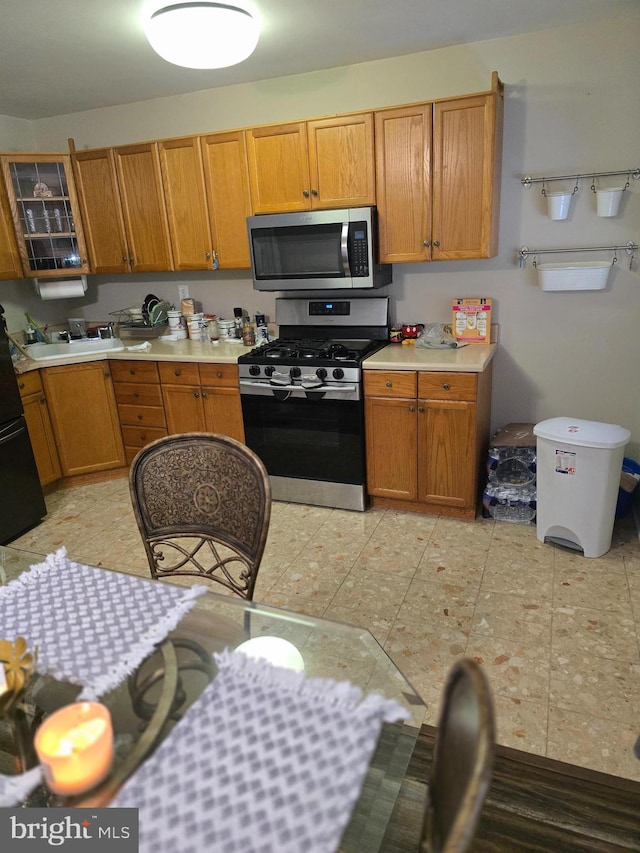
0 545 426 852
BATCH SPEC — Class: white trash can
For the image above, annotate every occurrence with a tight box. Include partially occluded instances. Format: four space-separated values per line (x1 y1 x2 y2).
533 417 630 558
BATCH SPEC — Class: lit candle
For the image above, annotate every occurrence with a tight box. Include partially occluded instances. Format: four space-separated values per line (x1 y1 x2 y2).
34 702 113 795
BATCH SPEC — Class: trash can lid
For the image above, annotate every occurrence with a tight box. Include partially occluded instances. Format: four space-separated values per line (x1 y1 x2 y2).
533 417 630 448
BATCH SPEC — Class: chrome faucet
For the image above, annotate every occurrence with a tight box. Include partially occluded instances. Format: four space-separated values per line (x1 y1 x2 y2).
98 323 115 339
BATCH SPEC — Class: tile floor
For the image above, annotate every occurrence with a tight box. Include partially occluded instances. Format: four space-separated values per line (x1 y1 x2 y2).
8 474 640 782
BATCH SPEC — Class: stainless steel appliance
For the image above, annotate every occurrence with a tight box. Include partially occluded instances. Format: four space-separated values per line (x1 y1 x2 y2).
238 297 388 511
0 305 47 543
247 206 392 291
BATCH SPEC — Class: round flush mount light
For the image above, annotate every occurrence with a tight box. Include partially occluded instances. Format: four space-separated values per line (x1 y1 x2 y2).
144 2 261 70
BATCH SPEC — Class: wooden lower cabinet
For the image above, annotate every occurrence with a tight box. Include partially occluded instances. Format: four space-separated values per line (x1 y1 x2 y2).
160 361 245 443
41 362 126 477
111 360 168 464
364 366 492 519
17 370 61 486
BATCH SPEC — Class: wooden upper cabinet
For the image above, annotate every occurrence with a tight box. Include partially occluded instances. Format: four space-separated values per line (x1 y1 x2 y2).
307 113 375 209
0 153 89 278
113 142 174 272
200 131 252 269
375 74 503 263
0 179 22 279
432 89 503 260
246 113 375 213
375 104 432 263
158 137 213 271
246 122 310 213
72 147 130 274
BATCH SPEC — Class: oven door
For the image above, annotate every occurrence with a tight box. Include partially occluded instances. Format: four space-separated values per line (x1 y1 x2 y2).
240 382 365 487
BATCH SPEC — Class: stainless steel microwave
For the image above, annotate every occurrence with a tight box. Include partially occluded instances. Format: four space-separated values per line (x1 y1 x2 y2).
247 206 392 291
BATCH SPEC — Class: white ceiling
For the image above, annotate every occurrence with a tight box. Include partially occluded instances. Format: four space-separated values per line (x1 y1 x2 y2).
2 0 637 120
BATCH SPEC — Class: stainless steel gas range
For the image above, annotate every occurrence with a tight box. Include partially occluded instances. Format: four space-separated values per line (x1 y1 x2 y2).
238 297 389 511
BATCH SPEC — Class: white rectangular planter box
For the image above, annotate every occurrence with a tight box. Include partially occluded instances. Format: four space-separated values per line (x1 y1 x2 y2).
537 261 611 291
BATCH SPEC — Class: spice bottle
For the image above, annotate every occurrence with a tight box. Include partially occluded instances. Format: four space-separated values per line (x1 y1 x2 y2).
233 307 244 339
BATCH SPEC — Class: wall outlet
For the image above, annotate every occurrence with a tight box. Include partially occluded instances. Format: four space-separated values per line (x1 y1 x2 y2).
178 284 190 301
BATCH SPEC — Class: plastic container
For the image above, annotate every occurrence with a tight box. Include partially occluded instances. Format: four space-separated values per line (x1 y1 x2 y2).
616 457 640 518
534 417 630 557
546 191 572 220
537 261 611 292
596 187 623 217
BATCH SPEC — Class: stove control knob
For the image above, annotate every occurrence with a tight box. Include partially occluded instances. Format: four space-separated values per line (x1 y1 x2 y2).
332 367 344 380
316 368 327 380
290 367 301 378
249 365 261 377
264 365 275 377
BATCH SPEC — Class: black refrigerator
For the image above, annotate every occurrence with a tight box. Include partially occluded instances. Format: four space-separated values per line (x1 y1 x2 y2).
0 304 47 543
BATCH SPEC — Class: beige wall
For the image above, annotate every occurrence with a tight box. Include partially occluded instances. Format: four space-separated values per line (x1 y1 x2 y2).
1 13 639 456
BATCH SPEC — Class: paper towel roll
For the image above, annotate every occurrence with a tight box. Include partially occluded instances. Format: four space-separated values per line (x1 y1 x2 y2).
34 276 87 300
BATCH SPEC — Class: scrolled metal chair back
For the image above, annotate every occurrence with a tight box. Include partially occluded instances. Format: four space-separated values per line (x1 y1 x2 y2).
129 432 271 600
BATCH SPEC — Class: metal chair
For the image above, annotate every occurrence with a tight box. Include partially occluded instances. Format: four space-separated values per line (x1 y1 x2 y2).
420 658 495 853
129 432 271 600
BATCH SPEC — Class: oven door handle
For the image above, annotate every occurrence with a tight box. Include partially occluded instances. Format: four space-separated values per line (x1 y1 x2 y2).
239 379 359 398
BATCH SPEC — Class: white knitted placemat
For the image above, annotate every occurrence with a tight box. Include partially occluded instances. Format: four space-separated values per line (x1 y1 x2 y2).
0 547 207 807
111 648 410 853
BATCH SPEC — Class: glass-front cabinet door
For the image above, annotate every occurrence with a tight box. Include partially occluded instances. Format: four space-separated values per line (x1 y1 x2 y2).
0 154 89 277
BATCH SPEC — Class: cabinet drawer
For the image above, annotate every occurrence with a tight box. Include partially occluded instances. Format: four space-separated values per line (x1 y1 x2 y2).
199 362 239 387
117 404 166 428
364 370 416 398
17 370 42 396
110 360 160 383
114 382 164 407
121 425 167 448
418 371 477 401
158 361 200 385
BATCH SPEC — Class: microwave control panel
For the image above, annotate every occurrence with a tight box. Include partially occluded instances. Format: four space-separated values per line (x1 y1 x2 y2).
349 222 369 276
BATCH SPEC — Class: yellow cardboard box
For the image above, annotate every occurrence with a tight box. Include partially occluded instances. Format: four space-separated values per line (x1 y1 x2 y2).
452 297 492 343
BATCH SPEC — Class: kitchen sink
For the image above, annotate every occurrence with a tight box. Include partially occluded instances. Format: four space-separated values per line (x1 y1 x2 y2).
25 338 126 361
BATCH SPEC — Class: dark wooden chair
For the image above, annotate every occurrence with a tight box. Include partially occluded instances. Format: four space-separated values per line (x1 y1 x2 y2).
129 432 271 600
420 658 495 853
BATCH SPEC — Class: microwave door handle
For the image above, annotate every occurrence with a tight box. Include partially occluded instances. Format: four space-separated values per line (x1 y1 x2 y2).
340 222 350 275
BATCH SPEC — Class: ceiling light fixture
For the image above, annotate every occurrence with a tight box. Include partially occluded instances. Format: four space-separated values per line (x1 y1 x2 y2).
144 2 260 70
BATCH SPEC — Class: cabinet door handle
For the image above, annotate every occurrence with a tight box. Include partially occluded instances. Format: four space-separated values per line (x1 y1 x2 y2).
174 369 181 377
202 391 208 399
302 190 310 198
442 383 450 390
423 240 430 248
216 371 223 379
205 252 211 259
409 405 415 412
133 391 139 398
418 406 425 413
19 381 25 389
129 368 136 375
122 256 128 263
385 381 392 387
311 189 318 196
137 414 143 420
193 391 199 399
433 240 440 247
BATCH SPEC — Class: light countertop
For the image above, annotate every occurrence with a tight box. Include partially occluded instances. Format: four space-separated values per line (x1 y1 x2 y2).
14 338 497 374
363 342 497 372
14 338 254 373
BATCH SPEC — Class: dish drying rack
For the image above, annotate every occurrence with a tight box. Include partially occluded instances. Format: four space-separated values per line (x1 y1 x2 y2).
109 307 169 339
